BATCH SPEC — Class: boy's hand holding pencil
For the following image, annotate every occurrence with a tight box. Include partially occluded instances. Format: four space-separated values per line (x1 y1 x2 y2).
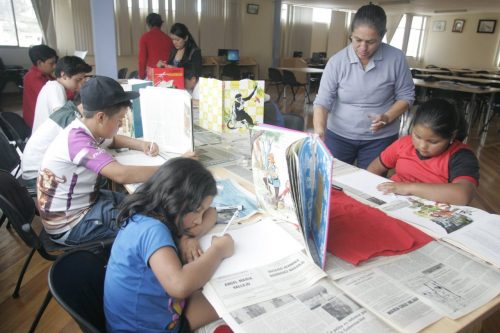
143 141 159 156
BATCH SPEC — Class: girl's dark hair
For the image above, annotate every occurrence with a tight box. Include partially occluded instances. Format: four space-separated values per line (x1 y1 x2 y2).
350 3 387 38
170 23 198 50
411 98 467 141
54 56 92 78
28 44 58 65
117 158 217 237
146 13 163 28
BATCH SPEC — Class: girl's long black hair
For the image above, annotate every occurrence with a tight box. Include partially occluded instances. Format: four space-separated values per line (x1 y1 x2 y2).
410 98 467 141
116 157 217 237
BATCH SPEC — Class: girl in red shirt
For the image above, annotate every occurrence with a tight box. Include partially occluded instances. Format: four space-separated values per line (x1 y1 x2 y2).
367 99 479 205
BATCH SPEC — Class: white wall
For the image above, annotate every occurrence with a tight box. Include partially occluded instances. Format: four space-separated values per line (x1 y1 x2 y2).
423 13 500 69
239 0 274 80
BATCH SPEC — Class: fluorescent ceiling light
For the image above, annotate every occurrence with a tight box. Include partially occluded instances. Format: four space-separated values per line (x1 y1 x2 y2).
434 9 468 13
379 0 410 5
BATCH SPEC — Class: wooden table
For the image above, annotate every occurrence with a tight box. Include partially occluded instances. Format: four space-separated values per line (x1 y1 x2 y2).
463 73 500 80
413 78 500 145
277 67 324 104
415 74 500 86
412 67 474 75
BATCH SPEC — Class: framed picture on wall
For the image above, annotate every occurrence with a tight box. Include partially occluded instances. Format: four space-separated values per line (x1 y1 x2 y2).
452 19 465 33
477 20 496 33
432 20 446 32
246 3 259 15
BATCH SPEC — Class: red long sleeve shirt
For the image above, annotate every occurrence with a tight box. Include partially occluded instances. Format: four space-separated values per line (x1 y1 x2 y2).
22 66 54 128
138 27 174 79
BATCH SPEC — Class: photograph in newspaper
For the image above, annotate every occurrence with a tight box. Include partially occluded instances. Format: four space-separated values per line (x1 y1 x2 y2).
221 279 397 333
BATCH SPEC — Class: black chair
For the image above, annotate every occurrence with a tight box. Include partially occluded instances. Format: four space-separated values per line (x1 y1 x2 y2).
117 67 128 79
49 250 107 333
425 64 439 69
283 113 305 131
268 68 283 102
0 111 31 151
221 62 241 80
0 57 27 97
127 70 138 79
0 127 21 177
282 70 311 104
0 169 114 332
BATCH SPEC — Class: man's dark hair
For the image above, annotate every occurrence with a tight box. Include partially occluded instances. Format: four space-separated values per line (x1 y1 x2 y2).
146 13 163 28
54 56 92 78
28 44 58 65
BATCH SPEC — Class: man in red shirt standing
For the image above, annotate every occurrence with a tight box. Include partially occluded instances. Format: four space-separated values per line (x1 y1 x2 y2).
138 13 174 79
23 45 58 128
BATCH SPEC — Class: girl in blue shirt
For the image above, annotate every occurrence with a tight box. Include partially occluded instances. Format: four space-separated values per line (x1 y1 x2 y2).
104 158 234 333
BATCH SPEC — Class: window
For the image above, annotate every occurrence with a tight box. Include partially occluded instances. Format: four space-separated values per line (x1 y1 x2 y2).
312 8 331 24
0 0 42 47
389 14 426 58
390 14 406 50
407 15 426 57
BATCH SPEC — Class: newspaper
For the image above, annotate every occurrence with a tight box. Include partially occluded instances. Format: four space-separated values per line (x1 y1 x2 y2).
221 278 397 333
202 251 326 314
334 241 500 332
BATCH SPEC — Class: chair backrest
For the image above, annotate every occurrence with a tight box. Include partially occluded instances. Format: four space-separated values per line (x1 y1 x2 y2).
268 68 283 82
221 62 240 80
0 170 38 247
117 67 128 79
282 70 300 86
0 128 21 176
127 70 138 79
49 250 107 333
0 112 31 151
283 113 304 131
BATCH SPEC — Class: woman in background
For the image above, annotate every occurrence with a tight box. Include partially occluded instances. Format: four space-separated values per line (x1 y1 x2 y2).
158 23 202 77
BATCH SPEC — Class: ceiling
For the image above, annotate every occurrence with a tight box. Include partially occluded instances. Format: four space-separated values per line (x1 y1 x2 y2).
284 0 500 15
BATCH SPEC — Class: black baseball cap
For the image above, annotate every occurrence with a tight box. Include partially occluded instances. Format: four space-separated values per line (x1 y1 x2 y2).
80 76 139 111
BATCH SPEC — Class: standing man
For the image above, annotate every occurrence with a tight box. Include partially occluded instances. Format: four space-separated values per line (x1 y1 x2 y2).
138 13 174 79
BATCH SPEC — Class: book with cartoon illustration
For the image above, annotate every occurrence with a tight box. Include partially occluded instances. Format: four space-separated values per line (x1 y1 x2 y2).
251 125 334 269
384 196 500 268
198 78 265 133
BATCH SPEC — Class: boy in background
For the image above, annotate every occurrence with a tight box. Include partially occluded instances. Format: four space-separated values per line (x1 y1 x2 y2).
22 93 83 187
32 56 92 131
184 63 200 106
37 76 161 246
22 44 58 128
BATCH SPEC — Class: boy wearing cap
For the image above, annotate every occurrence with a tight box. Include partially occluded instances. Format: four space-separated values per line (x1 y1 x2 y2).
37 76 160 246
32 56 92 131
22 44 58 128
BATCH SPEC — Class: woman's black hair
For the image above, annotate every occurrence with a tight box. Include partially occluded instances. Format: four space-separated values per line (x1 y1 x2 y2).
146 13 163 28
170 22 198 50
410 98 467 141
350 3 387 39
116 157 217 237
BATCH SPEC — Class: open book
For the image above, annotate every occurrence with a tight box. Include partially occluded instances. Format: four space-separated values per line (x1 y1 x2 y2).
334 168 500 268
251 125 334 269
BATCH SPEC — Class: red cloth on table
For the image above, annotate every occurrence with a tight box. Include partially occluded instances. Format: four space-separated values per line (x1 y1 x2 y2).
327 189 433 265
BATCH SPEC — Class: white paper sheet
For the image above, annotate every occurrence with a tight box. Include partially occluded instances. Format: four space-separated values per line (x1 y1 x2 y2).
199 219 304 279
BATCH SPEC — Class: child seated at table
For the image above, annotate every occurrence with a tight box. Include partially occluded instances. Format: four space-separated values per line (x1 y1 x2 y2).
37 76 161 246
23 44 58 128
32 56 92 130
104 157 234 333
367 98 479 205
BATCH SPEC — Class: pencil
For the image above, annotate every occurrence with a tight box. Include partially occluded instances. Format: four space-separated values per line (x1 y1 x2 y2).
219 210 239 236
148 141 154 155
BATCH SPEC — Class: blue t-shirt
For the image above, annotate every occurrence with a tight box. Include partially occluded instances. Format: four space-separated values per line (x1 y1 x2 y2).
104 214 185 333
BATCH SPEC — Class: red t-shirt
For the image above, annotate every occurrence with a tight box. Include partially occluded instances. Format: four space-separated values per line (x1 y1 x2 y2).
138 27 174 79
380 135 479 186
22 65 54 128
